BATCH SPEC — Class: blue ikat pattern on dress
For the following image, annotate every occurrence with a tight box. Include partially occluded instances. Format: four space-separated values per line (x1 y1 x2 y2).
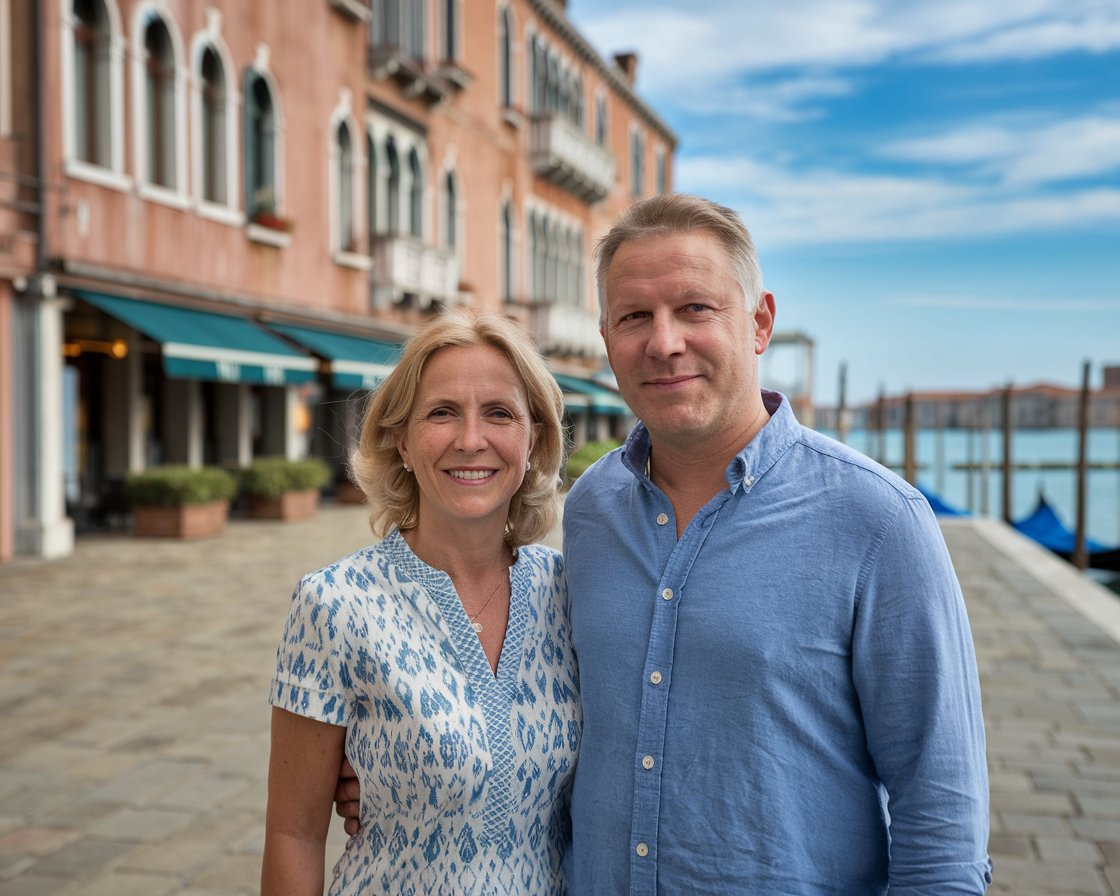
270 530 581 895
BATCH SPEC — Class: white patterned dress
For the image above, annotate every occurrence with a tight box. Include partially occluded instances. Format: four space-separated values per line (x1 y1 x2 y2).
270 529 581 895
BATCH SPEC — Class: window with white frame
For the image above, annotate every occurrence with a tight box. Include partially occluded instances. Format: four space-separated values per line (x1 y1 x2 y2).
335 120 355 251
498 6 513 108
140 11 177 188
408 147 423 238
655 145 667 194
385 135 401 233
72 0 112 166
374 0 425 60
366 131 377 247
500 200 513 301
528 207 583 306
198 46 226 204
630 126 645 197
442 0 456 61
528 35 583 129
442 169 457 250
244 71 279 220
595 91 607 146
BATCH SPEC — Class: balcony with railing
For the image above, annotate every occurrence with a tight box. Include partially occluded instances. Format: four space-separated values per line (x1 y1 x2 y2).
370 234 459 309
530 115 616 203
528 302 603 357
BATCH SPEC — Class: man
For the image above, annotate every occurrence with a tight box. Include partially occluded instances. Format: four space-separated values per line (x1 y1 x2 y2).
338 193 992 894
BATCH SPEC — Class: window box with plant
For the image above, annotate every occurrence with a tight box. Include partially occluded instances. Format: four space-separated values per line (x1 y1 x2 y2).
125 466 238 539
240 457 331 521
248 187 293 233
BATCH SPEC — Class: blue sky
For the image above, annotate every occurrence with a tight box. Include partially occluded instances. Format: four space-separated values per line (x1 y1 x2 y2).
567 0 1120 406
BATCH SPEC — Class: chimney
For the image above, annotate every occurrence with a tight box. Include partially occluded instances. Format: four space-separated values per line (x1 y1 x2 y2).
613 52 638 86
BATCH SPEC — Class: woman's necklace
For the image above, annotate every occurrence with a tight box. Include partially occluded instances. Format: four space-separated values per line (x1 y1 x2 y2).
465 571 507 633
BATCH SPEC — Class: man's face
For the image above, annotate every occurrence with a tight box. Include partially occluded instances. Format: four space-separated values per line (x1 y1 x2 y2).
600 230 774 452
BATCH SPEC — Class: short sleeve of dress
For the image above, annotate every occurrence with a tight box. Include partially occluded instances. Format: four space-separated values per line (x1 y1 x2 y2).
269 568 353 728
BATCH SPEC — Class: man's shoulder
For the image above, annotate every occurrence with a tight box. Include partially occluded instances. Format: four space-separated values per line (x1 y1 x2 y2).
566 446 627 505
791 425 923 506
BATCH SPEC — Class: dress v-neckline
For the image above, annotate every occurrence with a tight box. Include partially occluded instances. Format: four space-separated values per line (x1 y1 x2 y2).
386 530 526 687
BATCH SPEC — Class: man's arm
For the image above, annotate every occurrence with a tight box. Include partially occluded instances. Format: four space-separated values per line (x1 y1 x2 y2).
261 707 348 896
853 496 992 894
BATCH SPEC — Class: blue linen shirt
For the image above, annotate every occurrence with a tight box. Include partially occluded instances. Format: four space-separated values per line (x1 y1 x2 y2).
562 391 991 895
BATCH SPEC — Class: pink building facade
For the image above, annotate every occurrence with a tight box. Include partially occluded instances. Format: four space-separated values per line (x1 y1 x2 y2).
0 0 675 561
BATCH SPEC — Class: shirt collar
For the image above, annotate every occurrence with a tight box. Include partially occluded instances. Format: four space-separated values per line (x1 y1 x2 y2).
621 390 801 494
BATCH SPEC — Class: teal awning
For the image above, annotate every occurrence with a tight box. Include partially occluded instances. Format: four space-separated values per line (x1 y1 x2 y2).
267 322 400 390
79 292 317 386
553 373 630 416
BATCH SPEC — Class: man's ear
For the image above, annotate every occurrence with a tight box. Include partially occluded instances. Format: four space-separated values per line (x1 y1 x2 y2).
754 292 776 355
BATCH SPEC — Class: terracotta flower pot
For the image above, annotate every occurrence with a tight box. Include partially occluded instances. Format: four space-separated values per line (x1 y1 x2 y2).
133 500 230 539
246 489 320 521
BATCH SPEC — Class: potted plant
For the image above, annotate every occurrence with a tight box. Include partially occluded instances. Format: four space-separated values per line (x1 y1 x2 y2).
125 465 238 539
565 440 621 485
249 187 294 232
240 457 331 521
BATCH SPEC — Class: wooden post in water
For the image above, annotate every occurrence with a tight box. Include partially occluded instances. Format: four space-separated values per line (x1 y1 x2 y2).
1002 384 1013 525
837 362 848 444
980 398 991 516
876 388 886 465
904 392 916 485
1073 361 1090 571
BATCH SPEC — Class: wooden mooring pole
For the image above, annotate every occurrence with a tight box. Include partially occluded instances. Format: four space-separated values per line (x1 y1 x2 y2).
1073 361 1090 571
904 392 916 485
1002 384 1013 525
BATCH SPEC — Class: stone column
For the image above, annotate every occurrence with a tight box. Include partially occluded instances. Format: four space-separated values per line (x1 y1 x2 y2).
15 284 75 558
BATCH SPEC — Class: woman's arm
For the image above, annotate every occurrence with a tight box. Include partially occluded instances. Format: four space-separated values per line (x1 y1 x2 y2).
261 706 348 896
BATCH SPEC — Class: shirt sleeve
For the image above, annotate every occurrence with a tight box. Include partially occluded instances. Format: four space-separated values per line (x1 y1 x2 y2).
269 569 354 728
852 495 993 895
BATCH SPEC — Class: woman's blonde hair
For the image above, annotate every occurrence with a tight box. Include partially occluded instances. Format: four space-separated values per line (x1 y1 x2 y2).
349 309 566 547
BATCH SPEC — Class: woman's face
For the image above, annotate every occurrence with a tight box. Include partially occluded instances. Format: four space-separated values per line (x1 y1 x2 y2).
397 344 536 536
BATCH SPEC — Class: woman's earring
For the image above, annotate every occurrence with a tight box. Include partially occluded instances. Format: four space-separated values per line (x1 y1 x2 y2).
403 461 412 472
525 460 532 472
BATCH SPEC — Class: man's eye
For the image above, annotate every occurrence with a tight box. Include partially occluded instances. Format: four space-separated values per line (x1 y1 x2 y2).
684 303 709 313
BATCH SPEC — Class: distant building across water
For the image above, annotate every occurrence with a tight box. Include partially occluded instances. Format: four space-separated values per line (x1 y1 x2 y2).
816 366 1120 432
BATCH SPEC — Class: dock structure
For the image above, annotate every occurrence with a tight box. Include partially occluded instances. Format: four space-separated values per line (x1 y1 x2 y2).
1 504 1118 894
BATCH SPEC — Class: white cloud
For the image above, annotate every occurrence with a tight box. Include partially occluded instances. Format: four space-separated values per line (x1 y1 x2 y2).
883 113 1120 186
887 296 1120 312
572 0 1120 96
677 154 1120 246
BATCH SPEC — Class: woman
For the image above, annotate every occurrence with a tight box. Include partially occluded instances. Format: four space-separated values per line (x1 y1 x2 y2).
262 310 580 895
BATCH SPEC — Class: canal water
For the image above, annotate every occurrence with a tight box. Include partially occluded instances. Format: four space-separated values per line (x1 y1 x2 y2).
820 427 1120 548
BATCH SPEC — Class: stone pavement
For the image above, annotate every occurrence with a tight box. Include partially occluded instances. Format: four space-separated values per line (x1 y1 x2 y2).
0 504 1117 894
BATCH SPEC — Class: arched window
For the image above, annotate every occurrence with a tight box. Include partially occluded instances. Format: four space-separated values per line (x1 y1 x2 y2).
245 73 277 217
142 13 176 187
595 93 607 146
199 46 225 203
385 136 400 233
443 170 457 250
73 0 111 166
499 7 512 108
408 148 423 238
336 122 354 251
500 201 513 302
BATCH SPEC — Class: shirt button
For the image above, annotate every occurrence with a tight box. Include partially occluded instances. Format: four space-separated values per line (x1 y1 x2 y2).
656 512 669 525
649 671 663 685
744 474 755 487
661 588 673 601
642 755 655 770
636 842 649 857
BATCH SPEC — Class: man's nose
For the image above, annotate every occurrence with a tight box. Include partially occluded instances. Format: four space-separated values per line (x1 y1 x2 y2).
646 314 684 359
